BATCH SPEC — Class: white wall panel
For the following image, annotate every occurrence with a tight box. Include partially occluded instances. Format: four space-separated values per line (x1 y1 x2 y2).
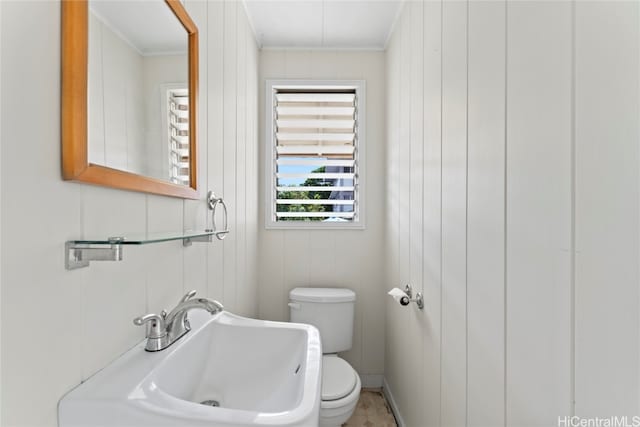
0 1 3 422
0 5 84 425
81 187 146 379
357 51 386 377
409 0 425 334
335 233 364 373
88 12 106 166
206 0 225 304
574 0 640 417
397 3 411 308
246 23 260 318
505 3 573 425
466 1 505 425
421 1 443 425
145 196 184 314
236 11 248 316
387 8 419 423
222 0 238 313
100 24 133 171
440 1 468 424
308 231 336 287
258 231 286 321
406 4 427 425
384 17 402 412
256 49 286 323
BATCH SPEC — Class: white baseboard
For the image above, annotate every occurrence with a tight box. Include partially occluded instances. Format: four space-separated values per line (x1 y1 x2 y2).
382 377 406 427
360 374 383 388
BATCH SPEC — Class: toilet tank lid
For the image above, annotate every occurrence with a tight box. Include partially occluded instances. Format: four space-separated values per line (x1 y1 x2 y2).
289 287 356 303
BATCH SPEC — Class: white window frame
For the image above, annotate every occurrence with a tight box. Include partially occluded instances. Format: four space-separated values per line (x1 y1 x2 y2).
264 80 366 230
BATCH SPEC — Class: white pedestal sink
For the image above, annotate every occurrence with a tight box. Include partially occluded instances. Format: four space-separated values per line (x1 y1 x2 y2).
59 310 322 427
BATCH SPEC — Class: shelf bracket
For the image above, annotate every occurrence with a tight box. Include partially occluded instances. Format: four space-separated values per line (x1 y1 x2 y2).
182 233 214 247
65 238 124 270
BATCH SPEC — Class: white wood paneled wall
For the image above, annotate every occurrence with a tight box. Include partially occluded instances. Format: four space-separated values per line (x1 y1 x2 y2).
0 1 3 425
574 1 640 417
506 3 573 425
0 1 259 425
257 50 386 381
467 1 505 425
385 1 640 426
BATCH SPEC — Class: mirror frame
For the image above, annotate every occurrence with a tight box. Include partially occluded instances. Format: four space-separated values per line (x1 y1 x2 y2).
61 0 199 199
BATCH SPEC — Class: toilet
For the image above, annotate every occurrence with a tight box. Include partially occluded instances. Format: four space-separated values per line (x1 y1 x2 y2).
289 288 361 427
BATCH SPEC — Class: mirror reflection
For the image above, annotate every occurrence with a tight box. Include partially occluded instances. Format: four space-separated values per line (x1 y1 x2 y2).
88 0 190 185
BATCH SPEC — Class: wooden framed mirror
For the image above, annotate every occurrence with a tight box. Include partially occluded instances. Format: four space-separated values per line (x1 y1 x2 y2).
61 0 199 199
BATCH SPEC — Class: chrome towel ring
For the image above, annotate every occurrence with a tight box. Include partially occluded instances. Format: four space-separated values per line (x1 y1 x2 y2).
207 191 229 240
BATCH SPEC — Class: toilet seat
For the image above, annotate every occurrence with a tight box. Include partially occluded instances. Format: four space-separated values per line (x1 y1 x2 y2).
322 356 357 401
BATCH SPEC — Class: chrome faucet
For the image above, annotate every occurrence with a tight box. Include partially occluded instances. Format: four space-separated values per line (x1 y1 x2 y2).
133 290 223 352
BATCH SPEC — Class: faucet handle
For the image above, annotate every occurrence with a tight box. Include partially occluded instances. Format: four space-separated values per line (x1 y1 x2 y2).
179 290 197 304
133 313 167 339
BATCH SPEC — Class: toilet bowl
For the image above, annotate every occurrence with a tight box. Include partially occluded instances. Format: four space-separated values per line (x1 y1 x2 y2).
289 288 361 427
319 355 362 426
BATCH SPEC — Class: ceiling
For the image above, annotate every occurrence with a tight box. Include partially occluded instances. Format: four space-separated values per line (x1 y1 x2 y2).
90 1 187 56
243 0 404 50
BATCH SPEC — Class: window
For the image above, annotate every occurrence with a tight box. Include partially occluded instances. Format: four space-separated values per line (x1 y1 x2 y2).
265 80 365 229
161 85 190 185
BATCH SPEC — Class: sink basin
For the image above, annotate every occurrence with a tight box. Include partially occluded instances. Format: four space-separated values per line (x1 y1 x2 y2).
59 310 322 427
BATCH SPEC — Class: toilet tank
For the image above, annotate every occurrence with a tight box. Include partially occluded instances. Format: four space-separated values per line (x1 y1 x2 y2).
289 288 356 354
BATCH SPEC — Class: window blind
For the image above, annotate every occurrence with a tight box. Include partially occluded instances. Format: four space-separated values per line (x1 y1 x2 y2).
273 90 358 222
168 89 190 185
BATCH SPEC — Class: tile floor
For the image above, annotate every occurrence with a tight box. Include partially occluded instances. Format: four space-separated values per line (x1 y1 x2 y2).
344 389 397 427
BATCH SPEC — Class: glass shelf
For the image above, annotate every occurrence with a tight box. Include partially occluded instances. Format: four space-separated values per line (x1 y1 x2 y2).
68 230 219 245
65 229 229 270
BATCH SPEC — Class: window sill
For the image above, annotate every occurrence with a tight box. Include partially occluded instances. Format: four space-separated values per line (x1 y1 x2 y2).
264 221 366 231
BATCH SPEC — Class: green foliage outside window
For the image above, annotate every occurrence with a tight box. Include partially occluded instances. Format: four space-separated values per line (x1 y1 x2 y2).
277 167 333 221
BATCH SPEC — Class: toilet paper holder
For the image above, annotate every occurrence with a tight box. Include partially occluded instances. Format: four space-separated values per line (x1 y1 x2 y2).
403 284 424 310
